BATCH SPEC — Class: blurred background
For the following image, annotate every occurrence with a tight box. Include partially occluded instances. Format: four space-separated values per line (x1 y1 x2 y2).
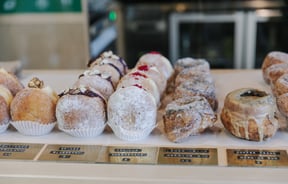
0 0 287 70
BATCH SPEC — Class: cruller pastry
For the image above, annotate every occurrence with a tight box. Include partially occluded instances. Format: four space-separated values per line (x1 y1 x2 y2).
220 88 279 141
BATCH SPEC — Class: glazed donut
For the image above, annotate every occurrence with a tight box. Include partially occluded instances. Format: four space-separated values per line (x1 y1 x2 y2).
116 71 160 104
56 87 106 134
135 64 167 95
0 68 24 96
88 51 128 76
136 52 174 80
10 77 58 124
107 86 157 141
163 96 217 143
262 51 288 83
271 73 288 97
174 57 210 75
73 69 114 100
220 88 278 141
263 63 288 84
174 80 218 111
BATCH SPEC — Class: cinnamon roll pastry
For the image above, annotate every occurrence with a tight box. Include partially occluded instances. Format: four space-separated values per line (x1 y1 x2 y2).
262 51 288 83
174 80 218 111
220 88 279 141
163 96 217 143
107 86 157 141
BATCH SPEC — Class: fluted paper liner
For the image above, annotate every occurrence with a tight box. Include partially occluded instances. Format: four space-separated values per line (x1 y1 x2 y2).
58 124 106 137
11 121 56 136
0 123 9 134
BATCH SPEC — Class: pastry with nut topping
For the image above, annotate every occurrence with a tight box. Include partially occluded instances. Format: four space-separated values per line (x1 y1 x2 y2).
10 77 58 135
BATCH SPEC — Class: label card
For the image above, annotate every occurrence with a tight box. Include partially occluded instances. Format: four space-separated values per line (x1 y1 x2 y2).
0 143 44 160
107 146 158 164
227 149 288 167
38 144 104 163
158 147 218 165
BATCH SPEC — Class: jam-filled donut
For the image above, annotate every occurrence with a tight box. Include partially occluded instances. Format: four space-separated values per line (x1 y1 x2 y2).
107 85 157 141
163 96 217 143
220 88 279 141
136 52 174 80
116 70 160 104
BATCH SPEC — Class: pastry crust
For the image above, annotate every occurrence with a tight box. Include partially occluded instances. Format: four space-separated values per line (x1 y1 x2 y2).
163 96 217 143
220 88 278 141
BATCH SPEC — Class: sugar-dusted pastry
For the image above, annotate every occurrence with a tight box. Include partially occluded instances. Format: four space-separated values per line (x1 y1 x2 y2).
107 86 157 141
261 51 288 83
56 86 106 137
136 52 174 80
88 51 128 76
174 68 214 87
220 88 279 141
116 70 160 104
0 85 13 133
163 96 217 143
263 63 288 85
174 80 218 111
0 68 24 96
10 77 58 135
271 73 288 97
174 57 210 75
135 64 167 96
73 69 114 100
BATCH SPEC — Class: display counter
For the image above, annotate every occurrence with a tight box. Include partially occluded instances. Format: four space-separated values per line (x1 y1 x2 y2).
0 69 287 184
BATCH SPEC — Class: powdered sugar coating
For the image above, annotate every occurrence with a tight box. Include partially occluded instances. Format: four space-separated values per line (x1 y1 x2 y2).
56 94 106 130
174 58 210 74
107 86 157 141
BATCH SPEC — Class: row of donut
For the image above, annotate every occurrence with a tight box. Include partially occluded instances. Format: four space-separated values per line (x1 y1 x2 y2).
261 51 288 119
160 58 218 142
0 51 175 141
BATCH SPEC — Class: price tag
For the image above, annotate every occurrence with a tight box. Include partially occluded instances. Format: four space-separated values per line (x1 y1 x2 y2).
107 146 158 164
158 147 218 165
0 143 44 160
227 149 288 167
38 144 105 163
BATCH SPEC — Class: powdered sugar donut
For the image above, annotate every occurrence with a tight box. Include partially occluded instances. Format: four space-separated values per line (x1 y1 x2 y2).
174 57 210 75
117 71 160 104
135 64 167 95
263 63 288 85
174 68 214 87
0 85 12 127
73 69 114 100
107 86 157 141
136 52 174 80
88 51 128 76
272 73 288 97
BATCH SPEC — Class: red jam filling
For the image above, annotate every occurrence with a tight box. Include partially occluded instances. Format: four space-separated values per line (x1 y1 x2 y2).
149 51 160 55
137 64 149 71
133 84 143 89
130 71 147 78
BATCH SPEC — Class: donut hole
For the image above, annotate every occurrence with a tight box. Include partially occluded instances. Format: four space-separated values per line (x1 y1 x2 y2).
240 90 267 97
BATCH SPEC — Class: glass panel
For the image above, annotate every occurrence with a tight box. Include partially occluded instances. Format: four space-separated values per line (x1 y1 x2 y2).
255 19 288 68
179 22 234 68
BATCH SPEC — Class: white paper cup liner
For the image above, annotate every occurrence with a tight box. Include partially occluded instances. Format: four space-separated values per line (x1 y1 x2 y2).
0 123 9 134
109 123 156 141
10 121 56 136
59 124 106 137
